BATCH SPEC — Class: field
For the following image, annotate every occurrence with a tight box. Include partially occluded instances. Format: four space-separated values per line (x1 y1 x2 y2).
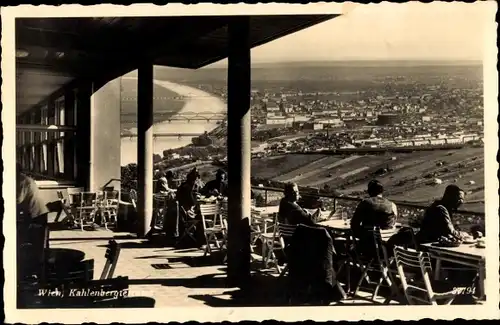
119 77 185 133
251 147 485 213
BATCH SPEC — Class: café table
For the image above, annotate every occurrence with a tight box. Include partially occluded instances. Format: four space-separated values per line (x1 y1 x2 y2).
421 242 486 300
251 206 279 232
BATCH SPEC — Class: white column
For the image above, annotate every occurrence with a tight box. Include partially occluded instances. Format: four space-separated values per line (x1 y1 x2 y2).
136 64 154 237
226 17 252 287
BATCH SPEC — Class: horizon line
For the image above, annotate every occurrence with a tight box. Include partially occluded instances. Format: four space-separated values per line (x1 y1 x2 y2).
205 58 483 66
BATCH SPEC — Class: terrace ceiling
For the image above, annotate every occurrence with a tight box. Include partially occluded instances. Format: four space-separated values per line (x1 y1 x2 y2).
16 14 339 115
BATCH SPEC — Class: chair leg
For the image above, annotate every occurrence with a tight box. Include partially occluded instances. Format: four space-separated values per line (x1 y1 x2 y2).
372 276 384 300
102 211 109 230
354 266 369 296
279 264 288 278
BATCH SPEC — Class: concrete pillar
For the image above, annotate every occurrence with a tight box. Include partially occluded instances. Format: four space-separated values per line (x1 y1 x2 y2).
136 64 154 238
226 17 252 287
89 78 122 192
75 84 92 190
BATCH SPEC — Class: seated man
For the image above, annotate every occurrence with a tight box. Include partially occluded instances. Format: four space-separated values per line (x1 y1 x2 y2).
175 169 205 246
17 164 49 281
202 169 228 197
417 184 467 244
278 183 320 227
176 169 201 219
350 180 397 237
155 170 176 197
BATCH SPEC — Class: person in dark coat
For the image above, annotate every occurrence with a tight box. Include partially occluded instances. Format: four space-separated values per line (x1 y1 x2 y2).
417 184 468 244
350 180 397 259
350 180 397 238
278 183 321 227
175 169 205 246
202 169 228 197
288 224 343 303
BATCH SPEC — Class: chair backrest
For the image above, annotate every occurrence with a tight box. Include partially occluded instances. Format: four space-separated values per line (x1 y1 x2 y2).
199 203 222 229
199 202 220 216
80 192 97 208
367 226 390 264
399 226 419 250
393 246 434 304
100 240 121 280
277 222 297 239
153 194 169 210
105 190 119 201
95 190 105 202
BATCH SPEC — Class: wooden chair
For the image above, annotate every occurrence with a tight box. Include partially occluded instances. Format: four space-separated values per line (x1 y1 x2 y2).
393 246 463 305
101 190 119 230
152 194 169 232
100 240 122 280
199 203 225 257
176 206 201 247
260 215 296 276
74 192 98 231
55 190 77 227
349 227 399 301
353 227 401 303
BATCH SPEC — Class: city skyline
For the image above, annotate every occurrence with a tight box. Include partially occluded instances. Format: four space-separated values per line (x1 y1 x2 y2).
209 2 492 67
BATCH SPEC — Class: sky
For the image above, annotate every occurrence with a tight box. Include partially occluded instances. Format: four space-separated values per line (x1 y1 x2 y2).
211 2 493 66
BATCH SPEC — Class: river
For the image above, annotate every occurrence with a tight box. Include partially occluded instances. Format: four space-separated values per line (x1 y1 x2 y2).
120 78 227 166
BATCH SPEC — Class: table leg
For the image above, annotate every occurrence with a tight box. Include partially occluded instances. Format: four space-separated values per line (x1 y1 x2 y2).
434 258 442 281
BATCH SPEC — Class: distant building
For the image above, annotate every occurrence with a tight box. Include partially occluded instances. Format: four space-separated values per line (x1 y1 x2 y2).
446 137 462 144
301 122 324 131
376 113 401 126
266 103 280 112
292 115 310 123
422 116 432 122
316 118 344 127
429 139 446 145
266 116 287 125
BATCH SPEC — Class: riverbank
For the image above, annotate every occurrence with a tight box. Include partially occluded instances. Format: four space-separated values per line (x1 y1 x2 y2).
120 77 227 166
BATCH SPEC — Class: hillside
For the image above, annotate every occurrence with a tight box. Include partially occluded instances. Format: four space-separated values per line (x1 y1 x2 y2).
119 77 185 133
251 147 485 213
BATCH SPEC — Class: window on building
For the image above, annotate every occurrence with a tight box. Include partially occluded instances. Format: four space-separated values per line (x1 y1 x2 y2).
30 146 35 171
57 97 65 138
41 106 48 141
56 139 64 174
41 143 47 173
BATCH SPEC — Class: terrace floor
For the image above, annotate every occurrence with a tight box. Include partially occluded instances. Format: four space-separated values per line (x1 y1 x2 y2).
47 226 403 308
